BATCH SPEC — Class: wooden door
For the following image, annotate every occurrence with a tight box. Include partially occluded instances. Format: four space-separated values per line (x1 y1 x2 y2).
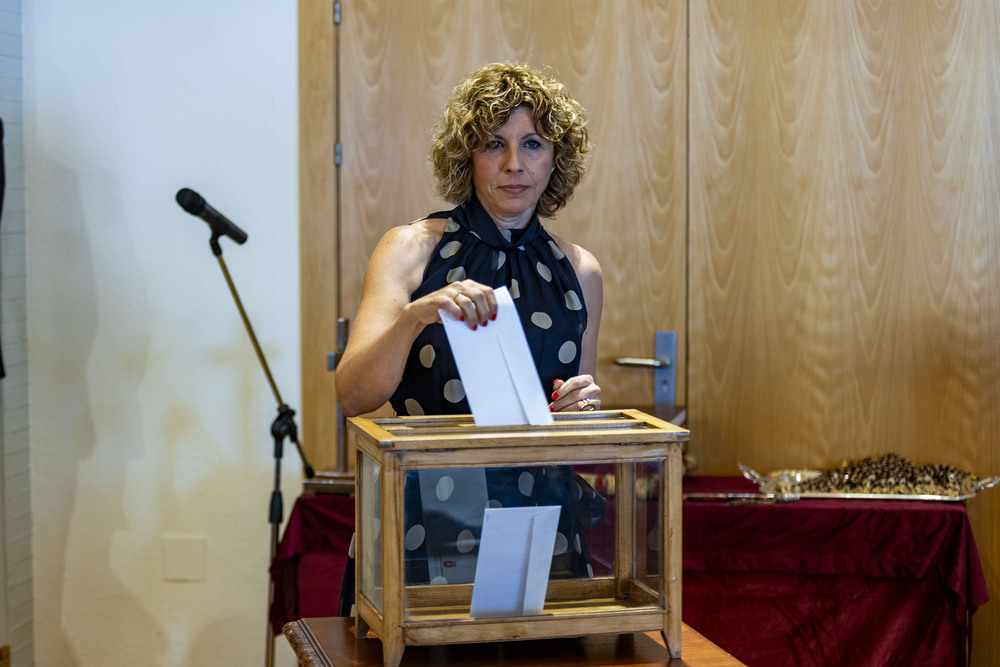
303 0 688 472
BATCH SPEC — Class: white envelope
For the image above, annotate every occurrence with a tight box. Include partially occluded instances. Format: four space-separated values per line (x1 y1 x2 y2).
469 506 561 618
439 286 554 426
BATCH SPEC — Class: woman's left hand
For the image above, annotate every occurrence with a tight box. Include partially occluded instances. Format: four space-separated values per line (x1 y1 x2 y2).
549 376 601 412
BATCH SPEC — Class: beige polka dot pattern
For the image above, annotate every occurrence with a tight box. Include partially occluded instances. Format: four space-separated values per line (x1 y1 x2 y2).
564 290 583 311
443 378 465 403
558 341 578 364
536 261 552 282
419 344 435 368
531 312 553 329
440 240 461 259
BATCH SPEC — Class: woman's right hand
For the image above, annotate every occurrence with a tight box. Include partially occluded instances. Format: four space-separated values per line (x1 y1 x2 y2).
336 222 499 416
413 279 498 330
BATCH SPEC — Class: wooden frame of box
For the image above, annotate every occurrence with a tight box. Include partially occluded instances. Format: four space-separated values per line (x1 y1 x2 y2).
347 409 689 667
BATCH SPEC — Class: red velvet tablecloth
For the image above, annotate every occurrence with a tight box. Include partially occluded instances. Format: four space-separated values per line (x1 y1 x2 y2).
269 493 354 635
269 478 989 666
680 477 988 667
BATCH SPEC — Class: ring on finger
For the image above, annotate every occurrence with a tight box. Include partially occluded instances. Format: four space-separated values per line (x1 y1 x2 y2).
453 289 463 303
580 398 598 411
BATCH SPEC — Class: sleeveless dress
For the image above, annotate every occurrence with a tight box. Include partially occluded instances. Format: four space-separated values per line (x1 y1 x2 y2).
389 194 588 414
337 196 605 613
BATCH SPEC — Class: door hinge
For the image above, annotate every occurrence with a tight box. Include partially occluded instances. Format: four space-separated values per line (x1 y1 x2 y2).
327 317 350 371
334 1 341 25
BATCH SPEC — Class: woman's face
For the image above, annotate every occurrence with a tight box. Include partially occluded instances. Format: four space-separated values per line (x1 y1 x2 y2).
471 106 554 229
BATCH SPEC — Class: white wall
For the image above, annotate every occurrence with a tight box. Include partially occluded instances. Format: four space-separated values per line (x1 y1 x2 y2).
24 2 304 664
0 0 29 661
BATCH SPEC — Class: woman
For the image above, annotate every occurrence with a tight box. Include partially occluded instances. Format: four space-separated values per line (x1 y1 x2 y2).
336 62 603 418
336 63 606 601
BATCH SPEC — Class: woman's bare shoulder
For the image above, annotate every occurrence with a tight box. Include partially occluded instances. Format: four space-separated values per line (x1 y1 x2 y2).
379 215 449 248
371 216 448 264
548 230 603 281
366 216 450 290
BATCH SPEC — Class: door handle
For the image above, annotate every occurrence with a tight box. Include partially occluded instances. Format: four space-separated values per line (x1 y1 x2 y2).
613 331 677 406
613 356 672 368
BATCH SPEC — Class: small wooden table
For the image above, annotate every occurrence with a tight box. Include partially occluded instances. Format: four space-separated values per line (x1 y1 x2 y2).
283 617 746 667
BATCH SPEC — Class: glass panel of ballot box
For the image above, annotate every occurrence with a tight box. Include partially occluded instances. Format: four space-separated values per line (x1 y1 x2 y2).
348 410 688 667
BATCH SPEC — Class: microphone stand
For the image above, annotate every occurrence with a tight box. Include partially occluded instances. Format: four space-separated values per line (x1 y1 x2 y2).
203 232 315 667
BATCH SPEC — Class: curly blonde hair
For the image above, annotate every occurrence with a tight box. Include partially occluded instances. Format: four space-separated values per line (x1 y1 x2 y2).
430 62 591 219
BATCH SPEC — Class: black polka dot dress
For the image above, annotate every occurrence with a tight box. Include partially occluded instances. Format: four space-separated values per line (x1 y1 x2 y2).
389 194 588 416
337 196 604 614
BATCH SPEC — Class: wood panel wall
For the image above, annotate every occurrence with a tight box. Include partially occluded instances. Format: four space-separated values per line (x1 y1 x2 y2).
336 0 688 411
687 2 1000 663
301 0 1000 660
302 0 688 477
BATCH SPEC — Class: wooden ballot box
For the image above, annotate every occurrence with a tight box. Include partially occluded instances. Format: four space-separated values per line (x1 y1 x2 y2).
347 410 689 667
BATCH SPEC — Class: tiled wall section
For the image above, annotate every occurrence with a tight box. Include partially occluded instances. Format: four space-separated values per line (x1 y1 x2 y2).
0 0 31 664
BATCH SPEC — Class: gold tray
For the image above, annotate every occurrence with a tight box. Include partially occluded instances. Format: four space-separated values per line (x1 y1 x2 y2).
737 462 999 503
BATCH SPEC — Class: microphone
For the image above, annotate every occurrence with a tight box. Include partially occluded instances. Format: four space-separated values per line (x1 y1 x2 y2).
176 188 248 245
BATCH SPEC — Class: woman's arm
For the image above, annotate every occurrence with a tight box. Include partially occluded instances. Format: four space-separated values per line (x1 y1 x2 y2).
548 235 604 411
335 219 498 417
573 244 604 378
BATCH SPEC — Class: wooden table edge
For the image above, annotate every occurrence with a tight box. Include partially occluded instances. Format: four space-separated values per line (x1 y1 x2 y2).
283 617 746 666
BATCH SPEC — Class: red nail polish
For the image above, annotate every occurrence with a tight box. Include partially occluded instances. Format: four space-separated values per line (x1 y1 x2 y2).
491 313 497 321
482 320 488 327
472 324 478 331
460 316 465 322
551 392 559 400
549 404 554 412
